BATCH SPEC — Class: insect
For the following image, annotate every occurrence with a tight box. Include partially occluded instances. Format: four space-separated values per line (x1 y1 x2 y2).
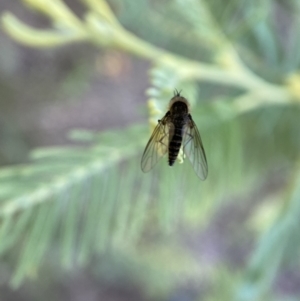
141 90 208 180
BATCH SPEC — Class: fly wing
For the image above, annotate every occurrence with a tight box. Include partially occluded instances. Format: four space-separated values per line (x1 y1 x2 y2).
141 116 169 173
182 115 208 180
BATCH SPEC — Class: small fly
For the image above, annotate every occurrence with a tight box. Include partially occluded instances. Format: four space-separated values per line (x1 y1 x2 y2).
141 90 208 180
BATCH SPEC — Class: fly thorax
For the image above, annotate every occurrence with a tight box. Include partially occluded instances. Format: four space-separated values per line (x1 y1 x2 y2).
172 116 186 128
169 100 189 115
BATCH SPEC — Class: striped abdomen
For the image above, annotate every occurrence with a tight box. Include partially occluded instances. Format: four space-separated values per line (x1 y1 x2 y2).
168 126 183 166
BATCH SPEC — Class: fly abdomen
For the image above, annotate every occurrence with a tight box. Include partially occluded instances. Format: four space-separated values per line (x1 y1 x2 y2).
168 126 183 166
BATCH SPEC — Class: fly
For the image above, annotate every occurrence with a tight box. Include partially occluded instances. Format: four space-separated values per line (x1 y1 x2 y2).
141 90 208 180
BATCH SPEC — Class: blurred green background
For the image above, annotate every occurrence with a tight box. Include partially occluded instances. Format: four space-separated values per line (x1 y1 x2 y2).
1 0 300 300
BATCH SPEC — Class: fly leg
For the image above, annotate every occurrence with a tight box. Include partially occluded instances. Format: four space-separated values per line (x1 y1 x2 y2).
156 119 168 148
157 134 167 146
183 132 193 147
183 118 197 149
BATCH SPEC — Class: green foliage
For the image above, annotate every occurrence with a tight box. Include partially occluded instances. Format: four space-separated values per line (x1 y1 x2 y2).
0 125 147 286
1 0 300 300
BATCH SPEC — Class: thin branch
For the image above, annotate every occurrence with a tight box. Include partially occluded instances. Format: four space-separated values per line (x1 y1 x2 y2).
0 0 297 110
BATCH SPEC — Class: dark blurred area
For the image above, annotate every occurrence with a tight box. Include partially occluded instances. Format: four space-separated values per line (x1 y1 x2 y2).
0 0 148 165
